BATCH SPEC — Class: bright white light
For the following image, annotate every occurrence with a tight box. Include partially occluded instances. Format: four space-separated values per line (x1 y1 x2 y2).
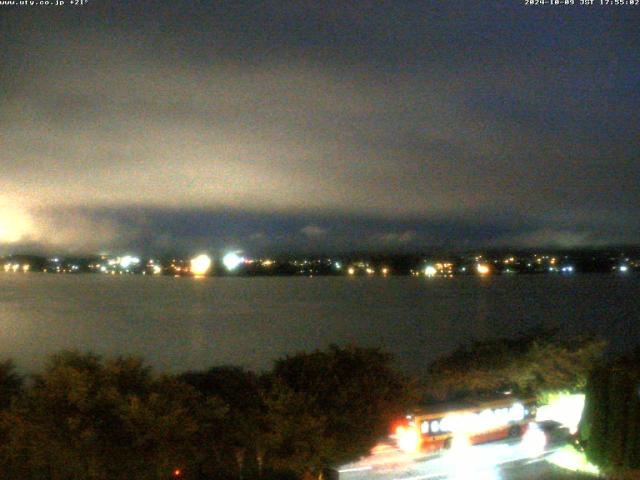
152 265 162 275
536 393 585 434
190 254 212 276
425 265 437 276
395 426 421 453
547 445 600 476
337 466 373 474
223 252 244 271
440 403 525 437
443 437 501 480
119 256 140 269
449 433 471 453
619 265 629 272
521 423 547 457
561 266 574 273
348 267 355 275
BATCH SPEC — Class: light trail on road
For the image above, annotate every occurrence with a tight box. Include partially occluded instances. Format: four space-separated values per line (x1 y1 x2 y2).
338 438 583 480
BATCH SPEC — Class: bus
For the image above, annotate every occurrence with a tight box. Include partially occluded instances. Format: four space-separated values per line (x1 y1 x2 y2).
393 396 537 453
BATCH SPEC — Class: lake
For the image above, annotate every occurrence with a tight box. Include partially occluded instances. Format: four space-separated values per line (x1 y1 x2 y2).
0 273 638 376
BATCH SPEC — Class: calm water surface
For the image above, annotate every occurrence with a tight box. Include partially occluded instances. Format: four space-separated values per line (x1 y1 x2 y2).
0 273 638 375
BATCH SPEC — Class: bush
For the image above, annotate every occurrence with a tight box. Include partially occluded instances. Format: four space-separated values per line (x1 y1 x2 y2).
580 353 640 472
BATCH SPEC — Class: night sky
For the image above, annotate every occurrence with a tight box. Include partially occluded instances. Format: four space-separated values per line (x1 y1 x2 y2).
1 1 639 255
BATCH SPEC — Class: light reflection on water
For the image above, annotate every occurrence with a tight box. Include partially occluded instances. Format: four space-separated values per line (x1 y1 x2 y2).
0 273 638 374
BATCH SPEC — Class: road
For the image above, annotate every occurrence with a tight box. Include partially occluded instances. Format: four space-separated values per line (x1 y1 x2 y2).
337 437 596 480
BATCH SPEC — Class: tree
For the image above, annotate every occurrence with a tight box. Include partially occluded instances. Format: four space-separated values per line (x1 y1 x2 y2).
271 345 416 471
261 380 332 479
0 347 414 480
0 351 207 480
181 366 262 479
423 329 605 401
580 351 640 473
0 360 22 409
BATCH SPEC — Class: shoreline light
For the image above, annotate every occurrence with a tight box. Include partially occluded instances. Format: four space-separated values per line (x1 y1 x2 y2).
222 252 244 271
190 254 212 276
119 255 140 269
476 264 490 275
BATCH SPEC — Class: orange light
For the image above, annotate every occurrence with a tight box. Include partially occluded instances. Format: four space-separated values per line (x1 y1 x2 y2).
476 264 490 275
190 254 212 276
173 468 182 477
395 425 421 453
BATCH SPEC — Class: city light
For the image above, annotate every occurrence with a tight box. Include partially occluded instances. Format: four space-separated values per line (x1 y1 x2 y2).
119 256 140 269
348 267 355 275
222 252 244 271
619 265 629 272
424 265 437 277
476 264 490 275
190 254 212 276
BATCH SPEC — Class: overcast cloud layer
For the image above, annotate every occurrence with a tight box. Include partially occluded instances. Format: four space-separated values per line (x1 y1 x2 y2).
1 1 639 254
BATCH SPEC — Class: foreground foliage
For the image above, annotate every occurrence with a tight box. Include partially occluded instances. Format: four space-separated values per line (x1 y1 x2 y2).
580 350 640 474
423 328 605 401
0 346 413 480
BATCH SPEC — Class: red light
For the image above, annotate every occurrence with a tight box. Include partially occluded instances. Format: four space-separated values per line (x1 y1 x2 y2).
173 468 182 477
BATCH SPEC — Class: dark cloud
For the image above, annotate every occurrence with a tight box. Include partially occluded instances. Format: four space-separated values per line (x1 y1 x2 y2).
1 1 638 253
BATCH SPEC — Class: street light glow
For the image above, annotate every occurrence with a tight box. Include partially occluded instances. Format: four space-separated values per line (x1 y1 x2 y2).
190 254 212 276
424 265 437 277
476 264 490 275
223 252 244 271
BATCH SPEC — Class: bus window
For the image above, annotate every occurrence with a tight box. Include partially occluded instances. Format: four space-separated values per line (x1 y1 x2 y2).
430 420 440 434
421 421 429 434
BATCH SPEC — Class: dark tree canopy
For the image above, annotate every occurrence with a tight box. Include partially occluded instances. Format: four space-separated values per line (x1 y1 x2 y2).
423 329 605 402
0 360 22 409
0 347 416 480
0 351 204 480
580 351 640 473
271 345 416 468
